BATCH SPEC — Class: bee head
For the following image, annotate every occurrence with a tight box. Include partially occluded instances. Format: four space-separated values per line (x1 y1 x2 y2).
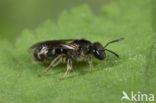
92 42 106 60
92 38 124 60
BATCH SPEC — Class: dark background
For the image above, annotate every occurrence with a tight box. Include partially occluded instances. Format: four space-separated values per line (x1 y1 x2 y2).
0 0 112 42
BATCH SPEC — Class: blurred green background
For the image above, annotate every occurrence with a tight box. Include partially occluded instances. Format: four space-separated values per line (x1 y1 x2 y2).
0 0 155 103
0 0 112 42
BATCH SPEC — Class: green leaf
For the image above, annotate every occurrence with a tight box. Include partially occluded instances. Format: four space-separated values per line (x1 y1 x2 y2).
0 0 155 103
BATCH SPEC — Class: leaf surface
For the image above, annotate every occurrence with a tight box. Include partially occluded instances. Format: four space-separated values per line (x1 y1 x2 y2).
0 0 155 103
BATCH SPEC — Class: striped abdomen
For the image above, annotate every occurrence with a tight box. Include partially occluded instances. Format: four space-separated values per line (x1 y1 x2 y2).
33 48 67 62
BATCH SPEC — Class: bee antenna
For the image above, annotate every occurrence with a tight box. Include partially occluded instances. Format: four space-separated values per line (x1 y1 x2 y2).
104 38 124 48
104 49 119 58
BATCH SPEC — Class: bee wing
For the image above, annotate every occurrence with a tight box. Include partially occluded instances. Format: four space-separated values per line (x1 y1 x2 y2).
28 39 78 52
60 44 77 50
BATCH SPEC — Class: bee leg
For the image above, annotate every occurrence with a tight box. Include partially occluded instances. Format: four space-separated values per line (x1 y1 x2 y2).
38 55 62 77
88 55 92 72
61 59 72 80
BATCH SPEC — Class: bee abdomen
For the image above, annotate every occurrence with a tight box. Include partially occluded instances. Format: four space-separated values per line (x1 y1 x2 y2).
47 49 53 56
33 52 45 61
48 49 60 57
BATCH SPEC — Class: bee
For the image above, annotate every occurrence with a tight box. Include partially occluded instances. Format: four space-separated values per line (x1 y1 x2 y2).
29 38 124 79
